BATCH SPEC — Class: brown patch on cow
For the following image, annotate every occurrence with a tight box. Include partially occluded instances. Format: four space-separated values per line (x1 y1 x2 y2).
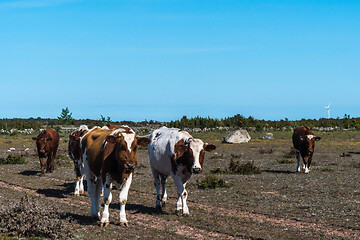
121 199 127 205
107 124 133 133
33 129 59 175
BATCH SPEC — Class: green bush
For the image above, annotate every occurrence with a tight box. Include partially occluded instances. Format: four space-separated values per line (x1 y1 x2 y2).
228 159 261 174
277 159 294 164
0 154 27 165
196 175 233 189
209 168 228 174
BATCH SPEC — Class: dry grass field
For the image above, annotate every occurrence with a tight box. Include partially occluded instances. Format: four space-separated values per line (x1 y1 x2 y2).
0 130 359 239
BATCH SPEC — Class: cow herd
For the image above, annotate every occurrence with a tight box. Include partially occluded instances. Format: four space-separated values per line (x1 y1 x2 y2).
31 124 321 227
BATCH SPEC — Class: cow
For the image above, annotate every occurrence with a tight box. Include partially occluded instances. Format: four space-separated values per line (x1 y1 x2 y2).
292 126 321 173
32 129 60 175
81 126 151 227
148 126 216 215
68 125 89 196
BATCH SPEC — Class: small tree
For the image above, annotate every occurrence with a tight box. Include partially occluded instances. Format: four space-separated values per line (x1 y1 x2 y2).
58 107 74 125
100 115 111 125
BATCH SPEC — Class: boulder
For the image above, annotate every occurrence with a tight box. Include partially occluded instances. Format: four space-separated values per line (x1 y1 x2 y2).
222 130 251 143
258 133 274 140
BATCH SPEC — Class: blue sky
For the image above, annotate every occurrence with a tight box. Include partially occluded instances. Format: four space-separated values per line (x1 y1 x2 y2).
1 0 359 122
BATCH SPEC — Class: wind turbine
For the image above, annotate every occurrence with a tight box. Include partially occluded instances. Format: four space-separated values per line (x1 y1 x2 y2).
324 103 331 119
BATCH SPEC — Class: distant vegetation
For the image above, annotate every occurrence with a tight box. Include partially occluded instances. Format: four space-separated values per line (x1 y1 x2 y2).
1 110 360 133
168 114 360 130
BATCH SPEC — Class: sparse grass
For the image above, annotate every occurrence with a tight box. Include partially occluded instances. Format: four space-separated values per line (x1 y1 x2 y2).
209 168 228 174
259 148 273 154
55 154 72 167
277 159 294 164
351 162 360 168
321 168 334 172
330 162 338 166
228 159 261 174
283 148 296 159
196 175 233 189
231 154 242 159
0 154 27 165
209 154 224 159
311 161 318 166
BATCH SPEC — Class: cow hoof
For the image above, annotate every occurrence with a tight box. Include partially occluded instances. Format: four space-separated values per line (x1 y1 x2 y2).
120 222 128 227
74 193 80 197
80 190 85 194
183 212 190 217
175 210 182 216
100 222 109 227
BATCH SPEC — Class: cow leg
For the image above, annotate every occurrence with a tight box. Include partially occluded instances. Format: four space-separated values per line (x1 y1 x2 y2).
74 161 82 196
172 174 189 216
84 161 100 220
119 173 133 226
151 169 162 210
51 154 55 172
45 156 51 173
295 150 301 172
39 158 45 175
305 157 312 174
160 174 168 207
100 174 112 227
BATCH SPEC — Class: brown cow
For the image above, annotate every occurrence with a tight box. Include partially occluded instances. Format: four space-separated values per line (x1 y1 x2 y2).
292 126 321 173
32 129 59 175
68 125 89 196
81 126 151 227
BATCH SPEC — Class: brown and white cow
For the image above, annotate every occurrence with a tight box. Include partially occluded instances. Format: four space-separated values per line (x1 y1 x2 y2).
292 126 321 173
148 127 216 215
68 125 89 196
32 129 59 175
81 126 150 226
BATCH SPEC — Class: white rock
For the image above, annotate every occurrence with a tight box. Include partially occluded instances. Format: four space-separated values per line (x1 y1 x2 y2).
222 130 251 143
259 133 274 140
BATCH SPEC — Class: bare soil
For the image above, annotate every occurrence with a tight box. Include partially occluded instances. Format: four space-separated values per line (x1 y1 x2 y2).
0 131 359 239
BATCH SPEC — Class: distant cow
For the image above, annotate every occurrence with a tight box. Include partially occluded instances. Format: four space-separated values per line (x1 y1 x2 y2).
32 129 60 175
68 125 89 196
81 126 151 226
292 126 321 173
148 127 216 215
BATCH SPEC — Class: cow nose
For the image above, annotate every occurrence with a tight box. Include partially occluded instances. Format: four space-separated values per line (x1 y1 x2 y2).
192 167 202 174
308 149 313 153
126 163 135 169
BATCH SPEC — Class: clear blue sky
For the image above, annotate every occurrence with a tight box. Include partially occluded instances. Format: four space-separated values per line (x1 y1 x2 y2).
1 0 359 122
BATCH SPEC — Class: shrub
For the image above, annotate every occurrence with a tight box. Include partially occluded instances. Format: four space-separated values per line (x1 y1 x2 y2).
259 148 273 154
0 194 73 239
0 154 27 165
283 148 296 158
196 175 233 189
277 159 294 164
209 168 228 174
228 159 261 174
231 154 242 159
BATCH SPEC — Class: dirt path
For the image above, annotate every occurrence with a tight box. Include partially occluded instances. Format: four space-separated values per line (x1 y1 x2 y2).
1 177 359 240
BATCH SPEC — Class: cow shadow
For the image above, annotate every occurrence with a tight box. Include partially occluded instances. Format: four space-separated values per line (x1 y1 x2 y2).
263 169 295 174
19 170 39 176
60 212 96 226
36 182 74 199
108 202 159 215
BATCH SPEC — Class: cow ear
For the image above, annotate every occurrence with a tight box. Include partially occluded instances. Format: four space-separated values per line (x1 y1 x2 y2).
137 137 151 146
315 137 321 141
174 140 188 160
103 136 117 160
32 137 37 141
205 144 216 152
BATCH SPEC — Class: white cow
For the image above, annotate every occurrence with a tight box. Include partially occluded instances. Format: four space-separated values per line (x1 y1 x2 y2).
148 127 216 215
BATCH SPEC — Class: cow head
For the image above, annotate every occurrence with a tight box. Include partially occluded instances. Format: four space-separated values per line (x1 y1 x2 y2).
103 130 151 173
32 130 52 157
174 138 216 174
299 134 321 157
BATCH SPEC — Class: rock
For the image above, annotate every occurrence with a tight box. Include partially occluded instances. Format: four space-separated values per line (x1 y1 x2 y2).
222 130 251 143
259 133 274 140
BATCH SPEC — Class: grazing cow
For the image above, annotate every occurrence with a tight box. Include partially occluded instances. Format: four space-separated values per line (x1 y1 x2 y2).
68 125 89 196
292 126 321 173
148 127 216 215
32 129 59 175
82 126 151 226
